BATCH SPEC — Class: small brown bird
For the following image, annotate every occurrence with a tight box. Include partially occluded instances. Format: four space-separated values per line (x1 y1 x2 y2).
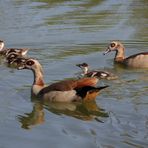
0 40 29 57
6 52 24 65
76 63 118 80
104 41 148 68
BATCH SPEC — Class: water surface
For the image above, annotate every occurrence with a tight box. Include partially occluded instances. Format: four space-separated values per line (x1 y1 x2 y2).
0 0 148 147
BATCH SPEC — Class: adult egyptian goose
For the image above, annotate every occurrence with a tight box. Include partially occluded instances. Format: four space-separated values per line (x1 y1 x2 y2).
104 41 148 68
0 40 29 56
76 63 118 80
14 58 109 102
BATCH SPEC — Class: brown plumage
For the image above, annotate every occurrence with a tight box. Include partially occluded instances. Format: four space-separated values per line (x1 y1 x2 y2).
37 77 98 97
14 58 108 102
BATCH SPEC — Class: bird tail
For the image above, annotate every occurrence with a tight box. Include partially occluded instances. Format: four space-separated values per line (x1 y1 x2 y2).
94 85 109 92
76 85 109 101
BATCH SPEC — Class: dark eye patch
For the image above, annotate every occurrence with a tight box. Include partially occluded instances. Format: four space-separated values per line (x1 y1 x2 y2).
110 43 116 47
26 60 34 66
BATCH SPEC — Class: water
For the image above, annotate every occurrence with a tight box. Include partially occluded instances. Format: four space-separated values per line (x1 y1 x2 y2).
0 0 148 147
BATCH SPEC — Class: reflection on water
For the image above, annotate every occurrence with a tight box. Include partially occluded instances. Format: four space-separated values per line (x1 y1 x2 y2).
18 99 108 129
17 100 45 129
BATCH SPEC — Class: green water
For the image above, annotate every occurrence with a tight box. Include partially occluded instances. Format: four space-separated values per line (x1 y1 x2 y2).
0 0 148 147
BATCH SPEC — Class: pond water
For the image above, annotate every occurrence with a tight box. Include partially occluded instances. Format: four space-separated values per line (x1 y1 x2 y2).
0 0 148 147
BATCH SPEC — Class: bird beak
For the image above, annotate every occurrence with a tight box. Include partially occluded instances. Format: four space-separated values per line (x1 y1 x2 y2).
17 65 25 70
76 64 81 68
103 48 111 55
21 48 29 56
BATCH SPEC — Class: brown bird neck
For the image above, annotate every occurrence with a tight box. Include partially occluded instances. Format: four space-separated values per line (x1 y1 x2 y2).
32 67 45 86
114 46 125 62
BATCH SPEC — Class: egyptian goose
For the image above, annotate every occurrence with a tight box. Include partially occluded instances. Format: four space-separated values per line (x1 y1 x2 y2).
104 41 148 68
76 63 118 80
14 58 109 102
0 40 29 57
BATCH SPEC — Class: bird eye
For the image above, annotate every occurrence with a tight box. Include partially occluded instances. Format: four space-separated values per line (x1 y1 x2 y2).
110 43 116 47
26 60 34 66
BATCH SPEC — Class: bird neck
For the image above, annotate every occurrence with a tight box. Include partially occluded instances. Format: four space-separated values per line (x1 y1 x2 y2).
32 66 45 86
83 67 89 75
31 65 45 96
114 45 125 62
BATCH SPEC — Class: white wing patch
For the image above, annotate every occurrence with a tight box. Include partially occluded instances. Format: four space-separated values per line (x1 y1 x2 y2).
101 73 108 77
90 72 98 77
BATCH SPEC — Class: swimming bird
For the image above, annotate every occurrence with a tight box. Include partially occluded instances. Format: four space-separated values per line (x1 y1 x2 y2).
0 40 29 57
6 52 24 65
104 41 148 68
76 63 118 80
15 58 109 102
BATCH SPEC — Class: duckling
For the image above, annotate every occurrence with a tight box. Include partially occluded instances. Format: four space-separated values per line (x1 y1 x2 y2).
14 58 109 102
6 52 23 65
104 41 148 68
76 63 118 80
0 40 29 56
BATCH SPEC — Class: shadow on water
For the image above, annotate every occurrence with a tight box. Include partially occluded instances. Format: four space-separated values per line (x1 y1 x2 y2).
17 98 108 129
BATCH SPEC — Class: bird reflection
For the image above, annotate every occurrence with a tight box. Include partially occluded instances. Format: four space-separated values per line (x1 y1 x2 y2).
17 101 45 129
17 98 109 129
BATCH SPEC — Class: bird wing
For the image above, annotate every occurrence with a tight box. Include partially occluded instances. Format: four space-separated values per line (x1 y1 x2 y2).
37 77 98 97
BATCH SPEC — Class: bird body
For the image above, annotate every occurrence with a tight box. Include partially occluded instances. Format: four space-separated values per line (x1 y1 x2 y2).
104 41 148 68
76 63 118 80
15 58 108 102
0 40 29 57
